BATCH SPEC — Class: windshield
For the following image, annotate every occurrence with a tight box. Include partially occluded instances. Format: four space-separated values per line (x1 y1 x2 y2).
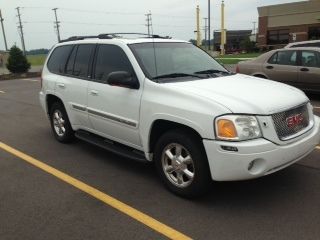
129 42 229 82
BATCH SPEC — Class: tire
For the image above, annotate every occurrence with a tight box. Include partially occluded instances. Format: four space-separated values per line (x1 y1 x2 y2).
154 129 211 198
49 102 74 143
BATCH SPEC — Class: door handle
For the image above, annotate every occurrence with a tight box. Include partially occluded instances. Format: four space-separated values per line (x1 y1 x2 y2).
300 68 309 72
90 90 99 96
57 83 65 89
266 66 274 69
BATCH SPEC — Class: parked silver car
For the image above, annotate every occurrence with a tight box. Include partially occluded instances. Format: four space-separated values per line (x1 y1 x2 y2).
236 47 320 93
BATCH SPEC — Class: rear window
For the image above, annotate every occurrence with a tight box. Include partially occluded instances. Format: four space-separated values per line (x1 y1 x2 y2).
47 45 73 74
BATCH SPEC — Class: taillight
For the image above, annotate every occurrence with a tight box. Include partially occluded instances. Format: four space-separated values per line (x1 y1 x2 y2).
235 65 240 73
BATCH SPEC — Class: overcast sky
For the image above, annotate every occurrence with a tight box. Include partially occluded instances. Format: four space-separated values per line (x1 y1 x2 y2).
0 0 303 50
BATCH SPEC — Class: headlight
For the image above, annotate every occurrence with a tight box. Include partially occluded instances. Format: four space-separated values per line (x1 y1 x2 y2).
215 115 262 141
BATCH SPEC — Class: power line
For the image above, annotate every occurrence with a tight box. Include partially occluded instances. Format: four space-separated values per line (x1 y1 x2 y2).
0 9 8 51
16 7 26 55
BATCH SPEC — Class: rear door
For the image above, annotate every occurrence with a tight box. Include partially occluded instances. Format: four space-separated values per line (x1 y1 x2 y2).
297 50 320 92
54 44 95 128
263 50 298 86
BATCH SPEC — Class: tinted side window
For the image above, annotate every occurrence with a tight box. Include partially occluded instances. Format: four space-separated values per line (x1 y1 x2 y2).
301 51 320 68
47 45 73 74
65 46 77 75
73 45 95 78
94 45 134 81
268 51 297 66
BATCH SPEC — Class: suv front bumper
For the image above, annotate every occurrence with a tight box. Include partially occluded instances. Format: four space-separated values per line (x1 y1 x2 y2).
203 116 320 181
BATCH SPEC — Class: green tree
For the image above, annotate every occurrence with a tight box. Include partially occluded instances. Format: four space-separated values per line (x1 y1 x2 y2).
6 45 31 74
240 37 256 53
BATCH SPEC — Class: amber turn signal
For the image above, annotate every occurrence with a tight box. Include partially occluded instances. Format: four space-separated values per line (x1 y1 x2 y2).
217 119 238 139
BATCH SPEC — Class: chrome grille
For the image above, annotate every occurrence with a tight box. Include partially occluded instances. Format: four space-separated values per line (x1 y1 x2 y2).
272 104 309 140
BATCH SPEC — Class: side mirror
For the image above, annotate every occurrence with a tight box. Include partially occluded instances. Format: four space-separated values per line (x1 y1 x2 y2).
106 71 139 89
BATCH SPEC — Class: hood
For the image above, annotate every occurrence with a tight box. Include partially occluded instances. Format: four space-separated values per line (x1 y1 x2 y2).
166 74 309 115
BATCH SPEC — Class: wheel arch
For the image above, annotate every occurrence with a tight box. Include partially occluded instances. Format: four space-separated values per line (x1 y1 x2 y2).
148 119 204 156
46 94 64 115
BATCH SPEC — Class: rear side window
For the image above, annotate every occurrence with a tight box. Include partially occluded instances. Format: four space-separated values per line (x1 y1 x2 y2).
268 51 297 66
47 45 73 74
73 45 95 78
65 46 77 75
94 45 134 81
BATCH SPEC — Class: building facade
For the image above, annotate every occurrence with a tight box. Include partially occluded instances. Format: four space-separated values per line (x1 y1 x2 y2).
214 30 252 53
258 0 320 49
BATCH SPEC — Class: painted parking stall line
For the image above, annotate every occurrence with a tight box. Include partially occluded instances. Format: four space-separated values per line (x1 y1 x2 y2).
316 146 320 150
0 141 192 240
0 90 5 94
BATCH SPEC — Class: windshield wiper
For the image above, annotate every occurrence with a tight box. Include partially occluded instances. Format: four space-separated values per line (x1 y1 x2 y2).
194 69 232 75
153 73 204 80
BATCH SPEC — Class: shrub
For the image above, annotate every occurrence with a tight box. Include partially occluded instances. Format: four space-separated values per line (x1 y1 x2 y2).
6 45 31 74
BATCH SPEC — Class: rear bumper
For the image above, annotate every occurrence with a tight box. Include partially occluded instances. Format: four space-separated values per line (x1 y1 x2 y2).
39 91 47 114
203 116 320 181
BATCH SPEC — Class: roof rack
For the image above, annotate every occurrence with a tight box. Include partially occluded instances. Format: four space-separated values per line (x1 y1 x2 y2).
59 33 171 43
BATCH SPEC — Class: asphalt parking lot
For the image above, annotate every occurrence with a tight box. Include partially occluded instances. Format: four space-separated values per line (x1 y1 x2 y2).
0 78 320 240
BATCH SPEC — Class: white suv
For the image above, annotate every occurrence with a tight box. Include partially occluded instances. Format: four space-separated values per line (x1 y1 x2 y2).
40 33 320 197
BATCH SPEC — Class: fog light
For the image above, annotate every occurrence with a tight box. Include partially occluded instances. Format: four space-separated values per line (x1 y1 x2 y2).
247 159 266 175
248 161 255 171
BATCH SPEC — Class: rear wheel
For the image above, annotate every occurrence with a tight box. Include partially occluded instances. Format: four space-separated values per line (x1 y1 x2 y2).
49 102 74 143
154 129 211 198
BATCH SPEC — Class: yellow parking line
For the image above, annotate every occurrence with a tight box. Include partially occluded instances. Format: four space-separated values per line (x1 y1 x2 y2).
0 142 191 240
316 146 320 150
0 90 5 94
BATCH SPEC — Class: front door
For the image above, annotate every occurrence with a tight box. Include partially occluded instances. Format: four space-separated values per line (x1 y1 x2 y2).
263 50 298 86
87 44 143 149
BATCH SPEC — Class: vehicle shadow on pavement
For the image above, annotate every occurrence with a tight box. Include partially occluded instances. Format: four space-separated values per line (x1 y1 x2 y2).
200 165 313 205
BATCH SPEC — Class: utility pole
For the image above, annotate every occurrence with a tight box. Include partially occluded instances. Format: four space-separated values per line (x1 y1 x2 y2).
220 0 226 55
204 18 208 49
16 7 26 55
196 5 201 47
145 11 152 36
0 10 8 51
208 0 211 50
52 8 61 42
252 21 256 35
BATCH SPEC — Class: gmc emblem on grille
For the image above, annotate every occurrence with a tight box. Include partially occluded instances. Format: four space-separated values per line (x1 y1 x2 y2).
286 113 304 128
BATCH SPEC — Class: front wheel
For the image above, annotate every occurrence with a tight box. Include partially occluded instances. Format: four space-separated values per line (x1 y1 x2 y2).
154 130 211 198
